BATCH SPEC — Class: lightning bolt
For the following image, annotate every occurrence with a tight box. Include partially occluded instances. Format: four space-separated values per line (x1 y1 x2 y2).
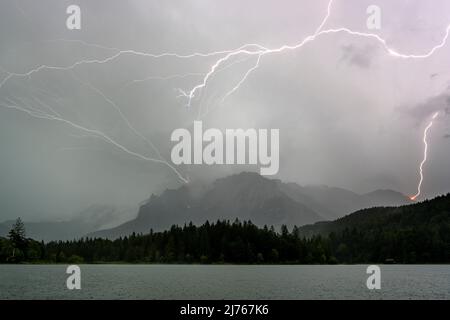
220 55 262 106
0 43 267 91
69 73 166 159
410 112 440 201
1 0 450 187
0 98 189 183
1 0 449 103
121 72 205 91
179 0 450 109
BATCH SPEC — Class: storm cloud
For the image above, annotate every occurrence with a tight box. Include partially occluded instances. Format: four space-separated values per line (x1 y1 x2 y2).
0 0 449 221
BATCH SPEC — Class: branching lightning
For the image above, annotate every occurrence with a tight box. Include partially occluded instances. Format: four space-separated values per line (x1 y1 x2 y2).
1 0 449 186
1 0 449 100
0 101 189 183
177 0 450 109
410 112 440 201
0 43 268 91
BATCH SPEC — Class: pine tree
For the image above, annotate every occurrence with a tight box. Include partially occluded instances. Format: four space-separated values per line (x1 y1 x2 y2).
8 217 28 260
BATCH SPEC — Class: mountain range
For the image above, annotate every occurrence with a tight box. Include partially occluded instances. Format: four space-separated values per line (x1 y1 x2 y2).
89 172 411 239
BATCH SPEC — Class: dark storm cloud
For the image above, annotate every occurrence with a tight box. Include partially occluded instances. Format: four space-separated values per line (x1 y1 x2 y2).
0 0 450 221
340 44 377 69
407 89 450 121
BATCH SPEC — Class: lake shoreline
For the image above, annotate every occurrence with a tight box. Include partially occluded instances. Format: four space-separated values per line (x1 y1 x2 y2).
1 264 449 299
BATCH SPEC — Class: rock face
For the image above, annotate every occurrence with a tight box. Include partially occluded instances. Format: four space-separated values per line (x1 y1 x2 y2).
89 172 411 239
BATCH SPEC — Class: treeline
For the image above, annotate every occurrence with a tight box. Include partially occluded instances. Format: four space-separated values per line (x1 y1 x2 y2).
1 220 333 264
299 193 450 263
1 201 449 264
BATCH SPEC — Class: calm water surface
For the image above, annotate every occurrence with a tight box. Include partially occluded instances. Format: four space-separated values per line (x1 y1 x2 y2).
0 265 448 299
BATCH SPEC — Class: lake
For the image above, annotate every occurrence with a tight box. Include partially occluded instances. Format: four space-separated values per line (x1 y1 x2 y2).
0 265 448 299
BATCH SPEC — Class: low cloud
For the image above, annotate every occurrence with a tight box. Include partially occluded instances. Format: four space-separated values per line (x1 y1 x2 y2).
340 44 377 69
407 89 450 121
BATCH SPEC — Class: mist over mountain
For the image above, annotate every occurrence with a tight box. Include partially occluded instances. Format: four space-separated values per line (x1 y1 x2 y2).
89 172 411 239
0 173 411 241
0 205 136 241
279 183 411 220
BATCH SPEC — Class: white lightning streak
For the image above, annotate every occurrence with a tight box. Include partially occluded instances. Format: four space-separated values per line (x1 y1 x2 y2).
70 74 162 157
1 0 450 187
122 72 205 90
122 55 252 93
0 43 267 91
218 54 262 107
45 39 121 52
72 75 190 182
314 0 334 34
410 112 440 201
0 102 189 183
1 0 449 103
180 0 450 107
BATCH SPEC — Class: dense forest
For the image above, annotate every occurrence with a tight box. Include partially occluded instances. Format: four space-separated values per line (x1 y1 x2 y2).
1 194 449 264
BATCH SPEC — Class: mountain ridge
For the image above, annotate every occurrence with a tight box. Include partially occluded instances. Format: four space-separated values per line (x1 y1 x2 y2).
89 172 411 239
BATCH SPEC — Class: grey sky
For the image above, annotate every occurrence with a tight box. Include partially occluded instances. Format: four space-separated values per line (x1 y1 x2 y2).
0 0 449 221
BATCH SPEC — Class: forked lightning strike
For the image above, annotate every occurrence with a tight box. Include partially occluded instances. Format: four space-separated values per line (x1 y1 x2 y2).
0 0 449 186
410 112 440 201
179 0 450 108
0 97 188 183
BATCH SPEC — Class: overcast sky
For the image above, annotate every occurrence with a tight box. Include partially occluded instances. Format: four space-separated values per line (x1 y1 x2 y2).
0 0 449 221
